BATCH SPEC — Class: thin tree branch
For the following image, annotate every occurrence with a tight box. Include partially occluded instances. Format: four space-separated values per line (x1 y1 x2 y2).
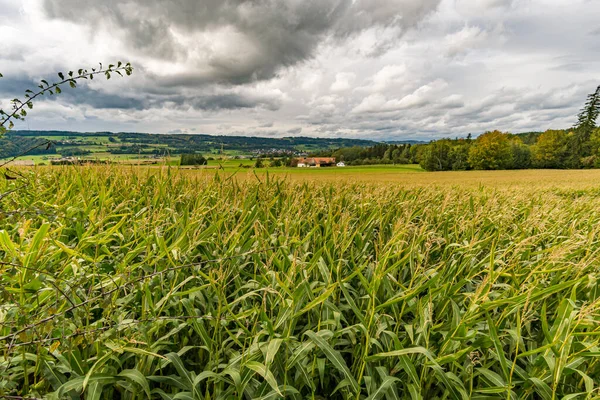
1 64 132 129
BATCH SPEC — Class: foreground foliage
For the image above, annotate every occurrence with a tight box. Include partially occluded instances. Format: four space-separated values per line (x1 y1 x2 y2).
1 167 600 399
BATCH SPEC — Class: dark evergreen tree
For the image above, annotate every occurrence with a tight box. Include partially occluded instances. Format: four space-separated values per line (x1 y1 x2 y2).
574 85 600 136
566 86 600 167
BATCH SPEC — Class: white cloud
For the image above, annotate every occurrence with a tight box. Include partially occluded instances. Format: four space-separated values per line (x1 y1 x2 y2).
1 0 600 139
330 72 357 92
444 25 489 58
352 79 448 113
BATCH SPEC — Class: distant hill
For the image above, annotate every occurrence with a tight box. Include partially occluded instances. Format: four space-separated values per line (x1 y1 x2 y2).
383 139 429 145
0 130 380 159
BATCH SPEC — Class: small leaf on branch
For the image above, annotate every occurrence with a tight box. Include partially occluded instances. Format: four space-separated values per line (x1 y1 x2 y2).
69 71 74 77
41 79 49 87
58 72 65 80
55 86 62 94
69 80 76 88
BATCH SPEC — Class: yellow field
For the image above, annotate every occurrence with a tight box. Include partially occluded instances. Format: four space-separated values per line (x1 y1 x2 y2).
193 166 600 189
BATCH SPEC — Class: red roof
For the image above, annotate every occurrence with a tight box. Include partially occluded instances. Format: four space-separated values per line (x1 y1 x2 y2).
297 157 336 165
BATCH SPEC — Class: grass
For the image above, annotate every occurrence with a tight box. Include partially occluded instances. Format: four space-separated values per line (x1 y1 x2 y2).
1 166 600 399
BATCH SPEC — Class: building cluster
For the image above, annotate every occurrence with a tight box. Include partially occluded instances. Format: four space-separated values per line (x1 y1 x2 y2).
251 149 307 156
296 157 345 167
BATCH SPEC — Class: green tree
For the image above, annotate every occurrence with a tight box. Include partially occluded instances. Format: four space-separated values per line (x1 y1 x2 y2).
566 86 600 167
532 129 568 168
589 128 600 155
509 138 532 169
180 153 207 166
255 157 264 168
467 130 512 170
586 127 600 167
419 140 452 171
574 85 600 136
449 142 471 170
383 148 392 161
564 130 589 168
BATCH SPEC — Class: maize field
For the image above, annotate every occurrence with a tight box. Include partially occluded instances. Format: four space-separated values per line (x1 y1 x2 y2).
1 166 600 399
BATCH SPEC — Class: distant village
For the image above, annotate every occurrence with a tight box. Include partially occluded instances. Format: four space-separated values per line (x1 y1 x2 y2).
296 157 345 168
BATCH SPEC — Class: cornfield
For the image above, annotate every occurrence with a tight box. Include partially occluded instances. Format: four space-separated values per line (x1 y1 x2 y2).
1 166 600 399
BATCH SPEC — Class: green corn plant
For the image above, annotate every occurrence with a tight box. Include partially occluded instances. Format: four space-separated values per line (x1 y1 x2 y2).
0 166 599 398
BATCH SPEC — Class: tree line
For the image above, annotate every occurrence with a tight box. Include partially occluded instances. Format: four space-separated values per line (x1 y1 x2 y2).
311 143 419 165
418 86 600 171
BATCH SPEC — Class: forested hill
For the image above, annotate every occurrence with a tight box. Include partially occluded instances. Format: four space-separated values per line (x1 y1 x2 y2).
0 130 378 159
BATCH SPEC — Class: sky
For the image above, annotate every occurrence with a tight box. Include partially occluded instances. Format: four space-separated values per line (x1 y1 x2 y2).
1 0 599 141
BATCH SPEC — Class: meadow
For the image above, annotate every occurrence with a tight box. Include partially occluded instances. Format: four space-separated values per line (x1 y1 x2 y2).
1 166 600 399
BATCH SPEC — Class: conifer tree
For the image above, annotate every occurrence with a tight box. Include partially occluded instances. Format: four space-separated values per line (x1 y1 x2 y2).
574 85 600 137
565 85 600 166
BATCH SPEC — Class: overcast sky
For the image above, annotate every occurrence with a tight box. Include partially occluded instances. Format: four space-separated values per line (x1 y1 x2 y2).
1 0 599 140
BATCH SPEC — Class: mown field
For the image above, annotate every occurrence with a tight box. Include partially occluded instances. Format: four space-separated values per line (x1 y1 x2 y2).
2 166 600 399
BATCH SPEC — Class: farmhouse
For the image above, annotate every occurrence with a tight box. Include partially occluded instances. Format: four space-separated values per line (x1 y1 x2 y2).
296 157 336 167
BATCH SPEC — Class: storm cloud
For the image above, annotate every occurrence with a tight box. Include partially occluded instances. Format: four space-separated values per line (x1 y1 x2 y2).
1 0 599 138
43 0 441 85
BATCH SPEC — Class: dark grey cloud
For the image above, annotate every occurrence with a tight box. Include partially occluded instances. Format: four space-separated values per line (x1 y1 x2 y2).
43 0 442 85
0 75 145 110
189 93 282 111
0 76 37 98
